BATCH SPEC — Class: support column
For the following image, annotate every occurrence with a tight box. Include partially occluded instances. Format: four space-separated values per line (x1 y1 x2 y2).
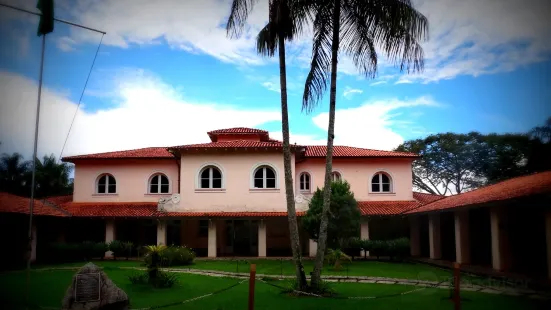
454 210 470 264
360 218 370 257
208 219 217 258
545 211 551 280
309 239 317 257
105 219 115 258
31 223 37 262
258 219 267 257
157 220 167 246
490 207 510 271
409 216 421 257
429 213 442 260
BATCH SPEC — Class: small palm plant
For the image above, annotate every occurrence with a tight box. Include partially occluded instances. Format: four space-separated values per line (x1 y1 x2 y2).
325 249 351 271
144 245 166 282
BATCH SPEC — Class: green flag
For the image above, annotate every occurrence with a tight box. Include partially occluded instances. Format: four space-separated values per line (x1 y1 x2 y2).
37 0 54 36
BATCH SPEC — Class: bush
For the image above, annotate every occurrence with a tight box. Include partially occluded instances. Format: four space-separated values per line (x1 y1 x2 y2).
80 241 96 261
325 249 351 271
108 240 124 260
128 272 148 284
94 242 108 259
160 245 196 267
123 241 134 260
152 271 178 288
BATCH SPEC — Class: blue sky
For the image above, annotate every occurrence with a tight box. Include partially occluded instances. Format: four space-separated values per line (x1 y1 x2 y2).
0 0 550 158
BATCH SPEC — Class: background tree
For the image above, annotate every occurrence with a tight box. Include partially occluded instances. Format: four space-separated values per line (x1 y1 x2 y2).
0 153 72 198
395 117 551 194
301 0 428 288
226 0 310 288
0 153 29 196
302 181 360 249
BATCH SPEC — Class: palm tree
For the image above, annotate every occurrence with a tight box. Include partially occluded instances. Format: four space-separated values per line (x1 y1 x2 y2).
226 0 310 289
26 154 72 198
302 0 428 288
0 152 29 195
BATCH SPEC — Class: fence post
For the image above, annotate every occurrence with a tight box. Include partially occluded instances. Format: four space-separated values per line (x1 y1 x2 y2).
453 262 461 310
248 264 257 310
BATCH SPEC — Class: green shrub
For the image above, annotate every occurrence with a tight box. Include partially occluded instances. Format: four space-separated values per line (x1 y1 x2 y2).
123 241 134 260
325 248 351 271
151 271 178 288
128 272 148 284
94 242 108 259
80 241 96 261
108 240 124 260
161 245 196 266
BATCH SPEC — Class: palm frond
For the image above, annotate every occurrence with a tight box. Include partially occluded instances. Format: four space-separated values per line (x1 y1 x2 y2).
302 1 333 114
353 0 428 73
340 5 377 78
226 0 259 38
256 23 278 56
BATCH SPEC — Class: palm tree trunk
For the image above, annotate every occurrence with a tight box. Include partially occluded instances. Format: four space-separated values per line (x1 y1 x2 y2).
278 35 308 289
311 0 341 289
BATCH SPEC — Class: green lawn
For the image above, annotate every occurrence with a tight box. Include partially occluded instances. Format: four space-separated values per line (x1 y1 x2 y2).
0 268 547 310
33 259 454 281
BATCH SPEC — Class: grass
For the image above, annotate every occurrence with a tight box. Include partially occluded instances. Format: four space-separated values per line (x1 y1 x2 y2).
33 258 454 281
0 267 548 310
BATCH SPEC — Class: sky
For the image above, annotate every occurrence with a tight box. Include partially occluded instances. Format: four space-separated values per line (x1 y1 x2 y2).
0 0 550 160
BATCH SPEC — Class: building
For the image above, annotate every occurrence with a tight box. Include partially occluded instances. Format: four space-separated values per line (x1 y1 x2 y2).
1 127 431 261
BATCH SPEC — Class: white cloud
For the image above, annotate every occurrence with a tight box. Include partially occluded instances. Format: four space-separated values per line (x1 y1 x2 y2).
56 37 77 52
342 86 363 99
369 81 387 86
261 81 280 93
55 0 270 65
0 70 281 158
310 96 440 150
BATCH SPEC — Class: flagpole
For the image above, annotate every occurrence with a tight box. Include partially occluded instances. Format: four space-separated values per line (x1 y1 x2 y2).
25 32 46 308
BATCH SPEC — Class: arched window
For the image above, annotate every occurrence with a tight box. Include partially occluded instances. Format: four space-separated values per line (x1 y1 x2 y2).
253 166 276 189
371 172 392 192
149 174 170 193
331 171 341 182
299 172 311 191
200 166 223 189
97 174 116 194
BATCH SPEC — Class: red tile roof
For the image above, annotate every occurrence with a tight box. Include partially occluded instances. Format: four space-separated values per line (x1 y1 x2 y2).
412 192 446 205
61 202 159 217
405 171 551 214
172 140 302 151
304 146 419 158
358 200 421 215
62 147 174 162
207 127 268 134
0 192 69 217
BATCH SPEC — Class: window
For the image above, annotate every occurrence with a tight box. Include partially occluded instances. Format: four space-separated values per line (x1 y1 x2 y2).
299 172 310 191
97 174 116 194
149 174 169 194
200 166 223 189
253 166 276 189
331 171 341 182
198 220 209 237
371 172 392 192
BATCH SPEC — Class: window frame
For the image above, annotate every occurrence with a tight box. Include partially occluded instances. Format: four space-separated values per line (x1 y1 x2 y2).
331 171 342 182
250 163 279 190
95 173 117 194
148 173 170 194
199 166 223 189
299 172 311 192
195 163 226 191
370 171 393 193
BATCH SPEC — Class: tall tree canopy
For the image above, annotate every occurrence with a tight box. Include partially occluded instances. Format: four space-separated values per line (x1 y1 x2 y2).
0 153 72 198
395 118 551 195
